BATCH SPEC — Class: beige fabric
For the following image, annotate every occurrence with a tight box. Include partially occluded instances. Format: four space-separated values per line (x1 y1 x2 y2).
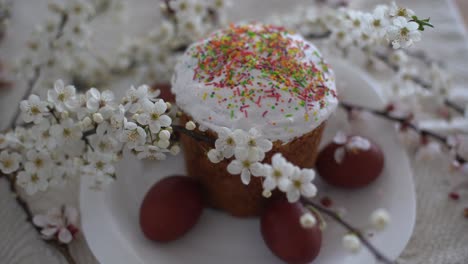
0 0 467 263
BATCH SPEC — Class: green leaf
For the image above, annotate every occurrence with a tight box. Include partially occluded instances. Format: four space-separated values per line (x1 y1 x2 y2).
411 16 434 31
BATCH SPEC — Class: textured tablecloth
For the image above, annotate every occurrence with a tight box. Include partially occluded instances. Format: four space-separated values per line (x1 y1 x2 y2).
1 0 467 263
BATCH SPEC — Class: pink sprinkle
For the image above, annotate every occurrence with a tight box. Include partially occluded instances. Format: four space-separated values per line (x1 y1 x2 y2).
256 96 262 106
244 110 248 118
262 111 268 117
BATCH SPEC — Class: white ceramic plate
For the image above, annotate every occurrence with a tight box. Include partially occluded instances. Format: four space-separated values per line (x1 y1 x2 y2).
80 60 416 264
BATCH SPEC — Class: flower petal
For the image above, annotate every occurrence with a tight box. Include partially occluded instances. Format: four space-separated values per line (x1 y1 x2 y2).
227 160 242 175
240 168 251 185
250 162 265 177
41 227 58 238
301 183 317 198
286 189 301 203
158 115 172 127
58 228 73 244
263 176 276 191
32 215 48 227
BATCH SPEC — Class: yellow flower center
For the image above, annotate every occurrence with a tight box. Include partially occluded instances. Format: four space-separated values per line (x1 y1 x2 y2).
293 180 302 188
150 113 160 120
2 159 12 168
96 161 105 170
31 174 39 183
34 158 43 168
58 93 66 102
63 128 71 137
30 106 41 115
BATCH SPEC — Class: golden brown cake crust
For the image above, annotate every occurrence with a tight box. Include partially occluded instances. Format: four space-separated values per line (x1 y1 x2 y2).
180 113 326 217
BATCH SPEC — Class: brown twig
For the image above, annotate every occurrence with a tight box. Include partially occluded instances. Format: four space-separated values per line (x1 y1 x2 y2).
7 12 69 130
305 31 465 115
172 125 215 144
339 101 467 164
372 51 464 115
302 198 396 264
1 174 76 264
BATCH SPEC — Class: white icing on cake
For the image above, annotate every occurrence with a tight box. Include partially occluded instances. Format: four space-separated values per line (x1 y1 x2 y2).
171 23 338 143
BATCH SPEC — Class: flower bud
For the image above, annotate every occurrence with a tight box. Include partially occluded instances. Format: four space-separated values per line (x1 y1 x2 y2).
80 117 92 129
170 145 180 155
93 113 104 124
157 140 170 149
342 234 361 253
60 111 69 119
262 189 272 198
207 149 223 163
159 130 171 140
185 121 196 131
300 212 317 229
343 234 361 253
370 209 390 231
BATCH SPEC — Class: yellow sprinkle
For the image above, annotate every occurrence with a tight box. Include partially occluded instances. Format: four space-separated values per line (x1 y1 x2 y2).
304 113 309 121
202 93 208 100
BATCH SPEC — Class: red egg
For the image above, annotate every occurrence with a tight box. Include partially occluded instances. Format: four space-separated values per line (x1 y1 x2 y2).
139 175 204 242
261 197 322 264
316 135 384 188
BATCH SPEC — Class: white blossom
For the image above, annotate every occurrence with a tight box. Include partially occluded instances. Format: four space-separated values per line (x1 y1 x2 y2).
124 85 152 113
82 151 115 178
234 128 272 161
96 105 126 136
343 234 361 253
227 148 264 185
285 167 318 203
86 88 116 115
388 2 415 19
214 127 240 159
136 99 171 134
89 135 121 154
47 80 77 112
25 149 51 172
333 131 348 144
0 151 21 174
31 119 57 150
416 142 442 161
13 127 34 149
135 145 167 160
32 206 79 244
370 208 391 231
387 17 421 49
17 166 49 195
120 121 147 149
262 153 294 192
0 132 16 150
389 50 409 67
346 136 371 151
49 118 83 144
19 94 48 124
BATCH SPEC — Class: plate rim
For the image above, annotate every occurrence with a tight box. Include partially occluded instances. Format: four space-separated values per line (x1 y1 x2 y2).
79 59 416 264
